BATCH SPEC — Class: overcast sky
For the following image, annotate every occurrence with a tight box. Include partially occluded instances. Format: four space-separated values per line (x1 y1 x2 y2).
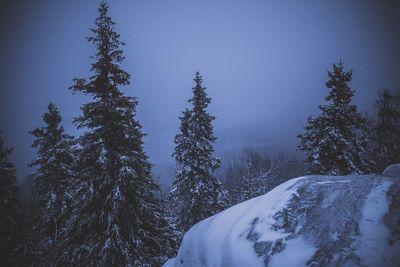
1 0 399 178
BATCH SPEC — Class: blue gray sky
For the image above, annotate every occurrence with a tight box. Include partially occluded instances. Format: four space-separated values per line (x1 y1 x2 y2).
1 0 399 178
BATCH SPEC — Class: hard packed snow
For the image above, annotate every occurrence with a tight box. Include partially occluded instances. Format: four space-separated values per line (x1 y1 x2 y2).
164 174 400 267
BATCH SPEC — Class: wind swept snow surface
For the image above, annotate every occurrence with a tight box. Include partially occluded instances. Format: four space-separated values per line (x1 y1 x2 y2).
164 174 400 267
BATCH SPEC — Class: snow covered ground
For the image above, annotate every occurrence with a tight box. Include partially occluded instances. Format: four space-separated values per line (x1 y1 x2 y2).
164 174 400 267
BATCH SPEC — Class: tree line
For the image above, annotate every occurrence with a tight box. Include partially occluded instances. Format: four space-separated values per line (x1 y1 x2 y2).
1 2 399 266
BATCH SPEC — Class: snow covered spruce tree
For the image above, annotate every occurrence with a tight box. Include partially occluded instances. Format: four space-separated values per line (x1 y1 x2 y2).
297 61 368 175
28 102 76 262
0 133 22 265
170 72 227 233
372 89 400 171
56 3 175 266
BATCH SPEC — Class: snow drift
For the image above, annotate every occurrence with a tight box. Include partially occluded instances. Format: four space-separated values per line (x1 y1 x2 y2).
383 163 400 178
164 174 400 267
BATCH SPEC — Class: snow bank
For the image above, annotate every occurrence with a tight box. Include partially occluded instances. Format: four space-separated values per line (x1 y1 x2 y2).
164 174 400 267
383 163 400 177
169 177 306 267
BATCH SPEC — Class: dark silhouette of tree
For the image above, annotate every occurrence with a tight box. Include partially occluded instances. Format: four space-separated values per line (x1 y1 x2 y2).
371 89 400 171
298 61 369 175
29 102 76 263
56 2 175 266
169 72 227 233
0 133 22 265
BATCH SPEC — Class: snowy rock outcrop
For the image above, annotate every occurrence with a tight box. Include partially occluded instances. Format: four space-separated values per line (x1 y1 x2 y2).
383 163 400 177
164 174 400 267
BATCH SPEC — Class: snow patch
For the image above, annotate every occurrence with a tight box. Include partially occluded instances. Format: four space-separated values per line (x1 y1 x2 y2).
355 179 400 267
269 238 315 267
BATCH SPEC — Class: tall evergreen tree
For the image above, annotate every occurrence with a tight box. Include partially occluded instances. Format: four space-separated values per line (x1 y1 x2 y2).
29 102 76 262
372 89 400 171
170 72 227 233
0 133 22 265
297 61 368 175
57 3 175 266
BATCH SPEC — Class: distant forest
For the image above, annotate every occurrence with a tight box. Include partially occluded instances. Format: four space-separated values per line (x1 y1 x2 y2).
1 2 399 266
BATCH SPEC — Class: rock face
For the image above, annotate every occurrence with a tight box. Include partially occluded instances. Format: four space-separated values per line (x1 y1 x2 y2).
164 175 400 267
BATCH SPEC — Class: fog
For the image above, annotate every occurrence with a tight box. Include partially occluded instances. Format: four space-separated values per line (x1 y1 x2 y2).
1 0 399 178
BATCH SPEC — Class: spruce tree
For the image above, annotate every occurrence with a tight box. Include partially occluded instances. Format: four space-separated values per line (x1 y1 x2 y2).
170 72 227 233
297 61 368 175
372 89 400 171
29 102 76 262
57 3 175 266
0 133 22 265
